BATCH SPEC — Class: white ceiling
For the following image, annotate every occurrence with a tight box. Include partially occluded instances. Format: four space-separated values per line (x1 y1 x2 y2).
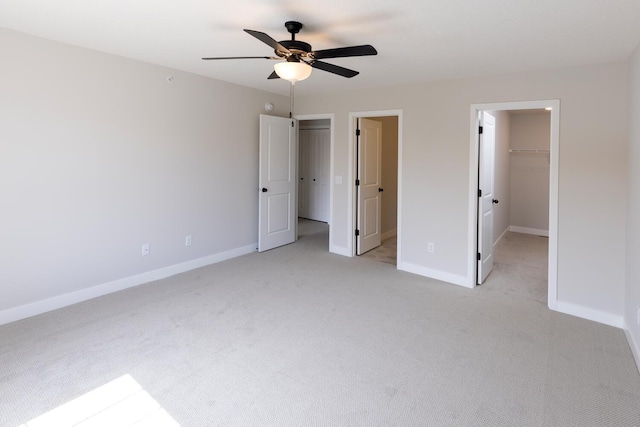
1 0 640 96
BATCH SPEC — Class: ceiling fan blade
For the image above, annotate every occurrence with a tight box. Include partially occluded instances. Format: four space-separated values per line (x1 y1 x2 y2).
312 45 377 60
268 71 280 80
202 56 279 60
310 60 359 78
244 29 290 55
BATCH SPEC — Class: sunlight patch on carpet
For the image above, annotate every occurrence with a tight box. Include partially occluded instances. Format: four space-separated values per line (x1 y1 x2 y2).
19 374 179 427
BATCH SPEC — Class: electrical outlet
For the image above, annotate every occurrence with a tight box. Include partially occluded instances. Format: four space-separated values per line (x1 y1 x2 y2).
141 243 150 256
637 308 640 326
428 242 435 253
185 235 192 247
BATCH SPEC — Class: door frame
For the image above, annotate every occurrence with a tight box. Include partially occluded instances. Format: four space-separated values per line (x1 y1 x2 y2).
348 110 403 261
468 100 560 310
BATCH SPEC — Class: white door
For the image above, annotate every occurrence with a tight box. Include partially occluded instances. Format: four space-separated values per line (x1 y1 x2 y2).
258 114 297 252
298 130 310 219
308 128 330 222
477 112 496 284
357 118 382 255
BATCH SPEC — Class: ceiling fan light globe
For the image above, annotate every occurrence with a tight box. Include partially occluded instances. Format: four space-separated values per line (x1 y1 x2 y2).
274 61 312 83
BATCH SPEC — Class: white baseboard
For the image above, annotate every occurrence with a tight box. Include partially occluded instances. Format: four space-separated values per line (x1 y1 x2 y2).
382 228 397 241
0 243 257 326
330 245 352 257
398 261 472 288
509 226 549 237
554 301 624 329
623 319 640 374
493 227 509 248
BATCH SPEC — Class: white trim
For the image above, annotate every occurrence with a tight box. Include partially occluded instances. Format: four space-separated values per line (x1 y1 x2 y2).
623 319 640 374
348 110 403 264
398 261 472 288
397 114 404 269
509 226 549 237
493 227 509 248
467 107 480 287
329 245 351 257
0 243 257 326
382 228 397 241
555 301 624 329
468 100 560 311
348 115 356 256
548 101 560 311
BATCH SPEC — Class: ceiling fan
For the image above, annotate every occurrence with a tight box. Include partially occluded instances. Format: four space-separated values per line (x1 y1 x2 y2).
202 21 377 83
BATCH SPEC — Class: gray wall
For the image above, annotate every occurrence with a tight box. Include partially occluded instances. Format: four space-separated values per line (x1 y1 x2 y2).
509 112 551 233
377 116 398 237
296 61 628 324
0 29 288 317
627 45 640 365
1 27 636 340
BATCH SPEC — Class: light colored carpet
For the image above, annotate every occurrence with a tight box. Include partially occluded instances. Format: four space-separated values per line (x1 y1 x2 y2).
1 221 639 426
480 231 549 304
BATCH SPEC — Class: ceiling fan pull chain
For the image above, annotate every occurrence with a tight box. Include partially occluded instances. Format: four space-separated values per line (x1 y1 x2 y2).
289 81 294 119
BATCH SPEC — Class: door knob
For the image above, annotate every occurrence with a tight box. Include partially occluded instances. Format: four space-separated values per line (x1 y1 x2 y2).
261 188 268 192
378 188 384 192
492 199 499 204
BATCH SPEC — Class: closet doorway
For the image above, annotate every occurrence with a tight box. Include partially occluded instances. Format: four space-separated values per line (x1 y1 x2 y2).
351 113 400 266
295 115 334 251
298 119 330 223
470 100 560 309
488 109 551 303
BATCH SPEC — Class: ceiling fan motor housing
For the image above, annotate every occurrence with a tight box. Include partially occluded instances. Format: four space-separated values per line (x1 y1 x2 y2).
278 40 312 59
278 22 311 59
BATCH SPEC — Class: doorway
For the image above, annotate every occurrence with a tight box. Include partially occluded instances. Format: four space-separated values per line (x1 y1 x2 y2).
295 114 334 250
298 119 330 223
469 100 560 310
349 111 402 265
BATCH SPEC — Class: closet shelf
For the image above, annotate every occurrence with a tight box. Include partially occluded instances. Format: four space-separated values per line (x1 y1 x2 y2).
509 149 550 154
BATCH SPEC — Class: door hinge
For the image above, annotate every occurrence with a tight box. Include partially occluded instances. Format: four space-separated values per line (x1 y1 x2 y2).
356 128 361 136
479 126 483 134
478 189 482 197
355 179 360 186
355 229 360 236
291 120 294 127
477 252 481 261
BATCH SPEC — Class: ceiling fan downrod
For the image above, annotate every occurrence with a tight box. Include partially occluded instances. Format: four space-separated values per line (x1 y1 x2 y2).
284 21 303 40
